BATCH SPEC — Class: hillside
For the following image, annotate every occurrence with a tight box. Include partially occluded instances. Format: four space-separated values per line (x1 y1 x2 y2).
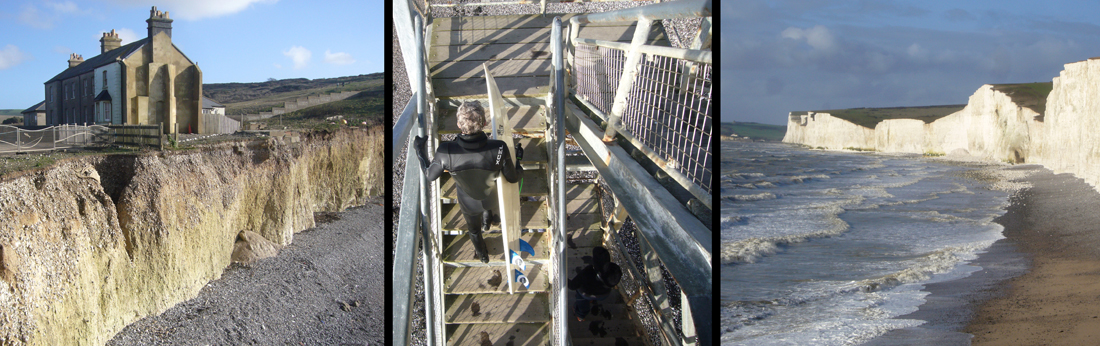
794 104 967 129
203 73 384 115
0 109 21 116
723 122 786 141
252 89 384 130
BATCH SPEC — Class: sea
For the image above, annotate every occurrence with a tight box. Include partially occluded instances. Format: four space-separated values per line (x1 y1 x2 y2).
720 140 1019 345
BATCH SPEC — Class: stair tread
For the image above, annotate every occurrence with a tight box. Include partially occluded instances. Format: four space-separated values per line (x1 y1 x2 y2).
446 293 550 323
442 168 548 200
431 42 552 63
445 265 549 294
567 227 605 249
439 105 546 135
444 232 549 264
434 76 550 99
571 337 649 346
441 201 548 232
432 59 551 79
568 319 643 339
447 323 549 346
431 22 669 46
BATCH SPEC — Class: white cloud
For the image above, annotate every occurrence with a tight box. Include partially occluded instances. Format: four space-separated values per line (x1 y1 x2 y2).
781 25 836 51
283 46 311 69
0 45 30 70
323 50 355 65
106 0 278 20
48 1 79 13
19 5 53 29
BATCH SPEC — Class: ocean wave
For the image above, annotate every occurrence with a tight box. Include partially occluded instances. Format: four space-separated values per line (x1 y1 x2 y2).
721 216 748 228
722 211 850 264
725 192 777 202
845 244 982 293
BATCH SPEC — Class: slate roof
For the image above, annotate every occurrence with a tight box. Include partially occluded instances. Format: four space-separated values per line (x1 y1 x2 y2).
202 97 224 109
94 90 112 102
21 101 45 114
46 38 148 84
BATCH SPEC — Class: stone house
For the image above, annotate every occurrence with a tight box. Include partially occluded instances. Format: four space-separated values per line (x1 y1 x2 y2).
43 6 204 134
21 101 46 126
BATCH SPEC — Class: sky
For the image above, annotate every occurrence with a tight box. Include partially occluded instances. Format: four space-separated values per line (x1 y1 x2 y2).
724 0 1100 125
0 0 383 110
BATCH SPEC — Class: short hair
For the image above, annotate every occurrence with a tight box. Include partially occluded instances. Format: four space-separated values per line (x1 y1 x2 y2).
456 101 486 135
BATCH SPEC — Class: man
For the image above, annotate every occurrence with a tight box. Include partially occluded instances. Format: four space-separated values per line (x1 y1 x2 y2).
415 101 522 263
568 246 622 321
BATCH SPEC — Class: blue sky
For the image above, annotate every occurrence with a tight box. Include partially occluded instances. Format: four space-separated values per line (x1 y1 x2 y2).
725 0 1100 125
0 0 383 110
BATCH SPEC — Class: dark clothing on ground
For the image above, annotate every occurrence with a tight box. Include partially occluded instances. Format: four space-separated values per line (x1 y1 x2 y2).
568 265 614 297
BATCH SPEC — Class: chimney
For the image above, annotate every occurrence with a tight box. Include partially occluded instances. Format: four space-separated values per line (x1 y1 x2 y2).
146 6 173 39
67 53 84 68
100 29 122 53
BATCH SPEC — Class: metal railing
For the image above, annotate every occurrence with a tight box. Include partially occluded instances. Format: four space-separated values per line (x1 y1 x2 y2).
429 0 630 16
564 1 712 345
0 124 120 154
569 0 712 208
546 16 569 346
394 7 443 346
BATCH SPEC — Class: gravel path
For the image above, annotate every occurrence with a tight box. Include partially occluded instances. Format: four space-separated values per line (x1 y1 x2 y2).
108 198 385 346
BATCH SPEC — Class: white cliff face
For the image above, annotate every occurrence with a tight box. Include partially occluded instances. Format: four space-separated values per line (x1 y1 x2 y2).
1039 59 1100 187
782 112 876 150
785 84 1042 163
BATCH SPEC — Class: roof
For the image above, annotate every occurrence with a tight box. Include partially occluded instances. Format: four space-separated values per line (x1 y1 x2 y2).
202 97 224 109
21 101 45 114
94 90 112 102
46 38 148 84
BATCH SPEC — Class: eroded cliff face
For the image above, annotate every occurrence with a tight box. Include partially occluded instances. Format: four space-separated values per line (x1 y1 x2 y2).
784 84 1042 163
0 128 382 345
1037 59 1100 187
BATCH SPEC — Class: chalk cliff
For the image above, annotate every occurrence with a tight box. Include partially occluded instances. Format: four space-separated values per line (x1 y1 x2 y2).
0 128 382 345
784 59 1100 189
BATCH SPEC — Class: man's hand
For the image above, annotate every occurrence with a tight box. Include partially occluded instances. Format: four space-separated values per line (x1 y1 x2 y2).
515 142 524 162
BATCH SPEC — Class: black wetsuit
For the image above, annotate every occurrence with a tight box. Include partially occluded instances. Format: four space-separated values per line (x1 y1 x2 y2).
417 132 521 261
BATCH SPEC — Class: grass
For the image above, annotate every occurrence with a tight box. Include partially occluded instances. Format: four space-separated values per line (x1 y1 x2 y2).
204 74 384 115
0 109 21 116
250 90 384 131
803 105 967 129
990 82 1052 115
721 122 786 141
923 150 945 157
844 147 875 152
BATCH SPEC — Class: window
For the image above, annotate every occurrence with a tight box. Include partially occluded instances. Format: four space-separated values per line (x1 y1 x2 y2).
103 71 108 90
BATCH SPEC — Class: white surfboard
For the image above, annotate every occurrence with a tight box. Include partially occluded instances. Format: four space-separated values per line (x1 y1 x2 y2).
484 63 521 294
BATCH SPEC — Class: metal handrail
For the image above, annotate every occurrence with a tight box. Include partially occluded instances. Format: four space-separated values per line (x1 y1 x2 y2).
393 13 439 346
564 1 713 345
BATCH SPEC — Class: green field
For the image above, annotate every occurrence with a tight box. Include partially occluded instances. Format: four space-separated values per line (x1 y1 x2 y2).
794 104 967 129
991 82 1052 115
0 109 21 116
722 122 786 141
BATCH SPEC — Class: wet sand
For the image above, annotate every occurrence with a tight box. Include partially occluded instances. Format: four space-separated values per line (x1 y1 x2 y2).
964 167 1100 344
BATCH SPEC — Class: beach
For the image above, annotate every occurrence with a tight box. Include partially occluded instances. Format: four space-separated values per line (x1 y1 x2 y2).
963 166 1100 344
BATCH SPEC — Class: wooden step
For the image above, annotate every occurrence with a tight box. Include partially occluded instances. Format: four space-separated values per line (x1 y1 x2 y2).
434 76 549 99
571 337 649 346
447 323 549 346
431 23 670 46
432 59 552 79
566 213 602 231
432 15 626 32
445 265 549 294
443 232 549 264
442 168 548 200
567 227 604 249
445 293 551 323
568 319 642 339
441 201 548 232
439 106 546 135
431 42 552 63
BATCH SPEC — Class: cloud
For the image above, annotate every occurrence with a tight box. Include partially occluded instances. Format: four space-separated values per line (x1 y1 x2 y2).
48 1 80 13
324 50 355 65
283 46 311 69
106 0 278 20
19 4 53 29
781 25 837 51
0 45 30 70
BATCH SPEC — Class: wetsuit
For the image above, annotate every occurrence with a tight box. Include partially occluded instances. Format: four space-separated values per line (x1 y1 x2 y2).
416 132 521 262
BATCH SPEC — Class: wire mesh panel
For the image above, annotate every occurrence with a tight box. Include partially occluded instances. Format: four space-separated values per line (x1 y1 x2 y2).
573 43 626 118
621 54 712 194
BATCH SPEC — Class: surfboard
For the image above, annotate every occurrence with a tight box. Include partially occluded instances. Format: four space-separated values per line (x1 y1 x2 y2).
484 63 522 294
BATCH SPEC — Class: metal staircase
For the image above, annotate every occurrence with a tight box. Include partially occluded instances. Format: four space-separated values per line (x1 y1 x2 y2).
395 1 712 345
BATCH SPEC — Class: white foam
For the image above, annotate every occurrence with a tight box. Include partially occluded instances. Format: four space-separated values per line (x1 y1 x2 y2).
726 192 777 202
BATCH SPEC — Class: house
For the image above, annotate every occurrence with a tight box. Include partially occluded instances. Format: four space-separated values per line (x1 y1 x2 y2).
202 97 225 115
21 101 46 126
43 6 205 134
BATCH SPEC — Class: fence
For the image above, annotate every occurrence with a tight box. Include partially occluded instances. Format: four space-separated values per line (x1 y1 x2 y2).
202 113 240 134
0 124 111 154
570 4 712 207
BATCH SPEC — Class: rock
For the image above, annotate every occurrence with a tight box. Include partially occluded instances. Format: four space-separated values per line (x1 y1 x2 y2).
230 231 280 265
